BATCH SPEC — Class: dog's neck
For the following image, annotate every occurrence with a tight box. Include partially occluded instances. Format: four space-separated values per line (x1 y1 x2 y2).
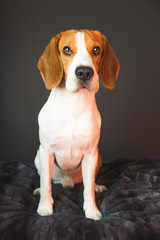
48 86 97 115
51 86 96 101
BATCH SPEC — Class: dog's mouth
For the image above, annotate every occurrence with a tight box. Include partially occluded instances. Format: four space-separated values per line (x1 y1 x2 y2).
79 82 91 92
79 80 92 90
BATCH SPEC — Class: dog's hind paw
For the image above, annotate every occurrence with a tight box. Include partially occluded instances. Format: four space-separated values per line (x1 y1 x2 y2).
33 188 40 195
94 183 108 193
62 176 74 189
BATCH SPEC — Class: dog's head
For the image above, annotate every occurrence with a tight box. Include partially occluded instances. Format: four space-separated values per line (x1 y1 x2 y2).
38 29 120 93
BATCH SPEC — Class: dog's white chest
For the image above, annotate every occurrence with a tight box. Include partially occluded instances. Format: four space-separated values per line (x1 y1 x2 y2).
38 88 101 171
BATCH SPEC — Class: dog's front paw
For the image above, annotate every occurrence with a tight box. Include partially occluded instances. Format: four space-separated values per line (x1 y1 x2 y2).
37 205 53 216
85 207 102 220
37 197 54 216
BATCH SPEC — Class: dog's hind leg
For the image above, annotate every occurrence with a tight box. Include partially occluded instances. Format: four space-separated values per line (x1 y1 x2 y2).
94 151 108 192
34 149 40 175
33 150 41 195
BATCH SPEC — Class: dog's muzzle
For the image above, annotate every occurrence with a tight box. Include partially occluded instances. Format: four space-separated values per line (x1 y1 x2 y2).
75 66 94 82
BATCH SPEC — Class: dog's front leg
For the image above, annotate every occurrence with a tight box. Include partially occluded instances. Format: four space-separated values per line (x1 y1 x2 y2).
37 146 54 216
82 148 102 220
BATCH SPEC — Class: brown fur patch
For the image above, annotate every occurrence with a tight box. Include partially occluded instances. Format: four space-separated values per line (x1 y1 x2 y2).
99 34 120 89
83 30 103 73
58 30 78 81
37 32 64 90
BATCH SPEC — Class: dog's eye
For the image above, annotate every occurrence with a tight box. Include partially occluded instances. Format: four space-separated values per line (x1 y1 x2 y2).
63 46 73 56
93 46 101 56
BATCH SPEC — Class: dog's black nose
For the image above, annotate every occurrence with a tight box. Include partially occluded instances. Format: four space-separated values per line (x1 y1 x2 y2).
75 66 94 81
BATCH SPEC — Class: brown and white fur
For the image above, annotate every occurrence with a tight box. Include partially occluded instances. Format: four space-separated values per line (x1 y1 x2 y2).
34 29 120 220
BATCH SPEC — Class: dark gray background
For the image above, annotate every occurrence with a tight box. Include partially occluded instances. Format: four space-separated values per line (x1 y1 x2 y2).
1 0 160 163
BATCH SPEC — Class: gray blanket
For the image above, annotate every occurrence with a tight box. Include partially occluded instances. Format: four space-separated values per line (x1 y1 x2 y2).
0 158 160 240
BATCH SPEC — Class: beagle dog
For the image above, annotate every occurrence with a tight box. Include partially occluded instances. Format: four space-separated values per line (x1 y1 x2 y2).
34 29 120 220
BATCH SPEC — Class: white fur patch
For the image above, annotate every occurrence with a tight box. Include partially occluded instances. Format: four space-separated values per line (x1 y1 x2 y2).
66 32 99 93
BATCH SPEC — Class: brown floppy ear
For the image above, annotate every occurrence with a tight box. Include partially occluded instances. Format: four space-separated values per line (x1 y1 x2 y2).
99 34 120 89
38 33 63 90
